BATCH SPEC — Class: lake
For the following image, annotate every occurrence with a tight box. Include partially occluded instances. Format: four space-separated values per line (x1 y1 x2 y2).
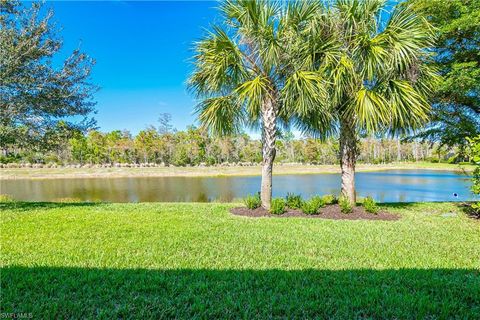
1 169 476 203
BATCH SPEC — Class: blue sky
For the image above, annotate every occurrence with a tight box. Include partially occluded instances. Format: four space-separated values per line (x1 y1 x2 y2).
47 0 219 134
47 0 399 136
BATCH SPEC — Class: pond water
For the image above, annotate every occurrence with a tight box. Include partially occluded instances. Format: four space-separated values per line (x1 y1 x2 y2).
1 170 476 203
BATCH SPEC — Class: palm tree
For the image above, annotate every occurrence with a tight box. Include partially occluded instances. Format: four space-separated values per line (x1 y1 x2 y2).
300 0 438 205
189 0 330 209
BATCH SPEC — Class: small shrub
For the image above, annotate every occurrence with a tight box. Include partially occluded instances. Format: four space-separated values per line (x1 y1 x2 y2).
310 195 325 209
269 198 286 215
285 193 303 209
363 196 378 214
243 193 261 210
301 201 318 214
338 196 353 214
322 194 337 205
301 196 325 215
0 194 14 203
470 202 480 216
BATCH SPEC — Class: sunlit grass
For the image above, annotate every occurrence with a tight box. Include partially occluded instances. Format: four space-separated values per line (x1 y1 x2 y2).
1 201 479 318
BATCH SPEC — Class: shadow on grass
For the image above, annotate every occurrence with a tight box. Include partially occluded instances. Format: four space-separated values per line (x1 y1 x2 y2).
0 201 105 212
457 202 480 220
1 266 479 318
378 202 419 209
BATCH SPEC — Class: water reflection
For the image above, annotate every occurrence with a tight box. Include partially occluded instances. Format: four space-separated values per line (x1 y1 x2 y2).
1 170 475 203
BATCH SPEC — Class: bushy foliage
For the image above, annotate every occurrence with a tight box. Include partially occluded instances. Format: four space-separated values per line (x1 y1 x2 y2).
301 196 325 215
409 0 480 150
269 198 286 215
0 194 15 203
339 196 353 214
467 136 480 215
243 193 261 210
285 193 303 209
362 196 379 214
0 1 97 151
322 194 337 205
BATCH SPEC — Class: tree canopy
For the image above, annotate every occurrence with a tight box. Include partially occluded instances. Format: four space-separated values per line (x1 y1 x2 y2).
409 0 480 151
0 1 97 152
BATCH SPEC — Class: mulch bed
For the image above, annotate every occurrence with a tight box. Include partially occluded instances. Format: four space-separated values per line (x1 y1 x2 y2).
231 204 400 221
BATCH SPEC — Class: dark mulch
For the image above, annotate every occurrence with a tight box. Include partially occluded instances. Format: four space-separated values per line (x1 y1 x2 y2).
231 204 400 221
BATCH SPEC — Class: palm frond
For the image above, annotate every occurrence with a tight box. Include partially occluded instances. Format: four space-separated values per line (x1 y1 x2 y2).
382 3 434 73
194 95 245 136
188 26 246 97
349 87 389 133
234 76 272 119
386 80 430 133
282 70 329 117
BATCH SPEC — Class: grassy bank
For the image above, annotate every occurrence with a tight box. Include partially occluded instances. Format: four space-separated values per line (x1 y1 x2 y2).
1 201 479 318
0 161 474 180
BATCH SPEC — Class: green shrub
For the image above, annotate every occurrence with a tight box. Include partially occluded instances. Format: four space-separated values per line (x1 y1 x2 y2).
470 202 480 216
269 198 286 215
322 194 337 205
285 193 303 209
243 193 261 210
311 195 325 209
339 196 353 214
0 194 15 202
301 201 318 215
362 196 378 214
301 196 325 215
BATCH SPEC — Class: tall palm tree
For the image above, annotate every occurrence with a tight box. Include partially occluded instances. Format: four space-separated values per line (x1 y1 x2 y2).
300 0 438 204
189 0 330 209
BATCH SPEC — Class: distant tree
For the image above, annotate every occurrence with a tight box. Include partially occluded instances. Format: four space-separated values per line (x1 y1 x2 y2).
0 1 97 153
279 131 296 162
69 134 88 164
104 131 123 163
409 0 480 153
158 113 174 134
135 127 161 163
86 131 106 164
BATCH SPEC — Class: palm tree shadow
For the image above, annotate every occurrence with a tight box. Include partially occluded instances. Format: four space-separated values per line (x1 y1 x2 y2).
1 266 479 318
380 202 418 210
456 202 480 220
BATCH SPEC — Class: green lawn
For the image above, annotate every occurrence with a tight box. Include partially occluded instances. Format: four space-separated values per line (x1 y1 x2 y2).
1 202 479 318
0 161 473 180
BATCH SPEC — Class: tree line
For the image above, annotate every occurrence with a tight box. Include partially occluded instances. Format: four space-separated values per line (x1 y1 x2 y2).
0 122 452 167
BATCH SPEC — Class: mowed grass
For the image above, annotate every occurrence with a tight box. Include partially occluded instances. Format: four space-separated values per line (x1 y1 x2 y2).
1 202 479 319
0 161 473 180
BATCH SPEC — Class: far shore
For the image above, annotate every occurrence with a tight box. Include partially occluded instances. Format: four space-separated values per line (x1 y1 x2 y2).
0 162 473 180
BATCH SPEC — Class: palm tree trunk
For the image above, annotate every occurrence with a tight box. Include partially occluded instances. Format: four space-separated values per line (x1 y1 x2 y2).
340 118 358 205
261 100 276 210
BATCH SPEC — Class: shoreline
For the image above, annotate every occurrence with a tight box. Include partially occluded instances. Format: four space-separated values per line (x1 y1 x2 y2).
0 162 473 180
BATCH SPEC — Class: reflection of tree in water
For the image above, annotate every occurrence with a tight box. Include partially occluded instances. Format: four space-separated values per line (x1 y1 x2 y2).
1 171 476 203
199 177 236 202
130 177 219 202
